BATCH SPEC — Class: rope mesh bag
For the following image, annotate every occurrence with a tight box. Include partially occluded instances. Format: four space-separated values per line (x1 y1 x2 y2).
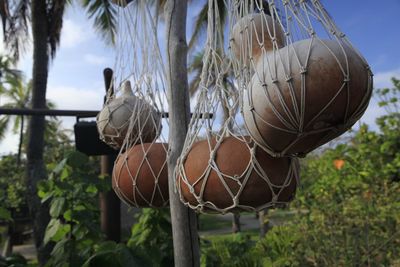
176 0 300 213
232 0 373 157
96 0 169 208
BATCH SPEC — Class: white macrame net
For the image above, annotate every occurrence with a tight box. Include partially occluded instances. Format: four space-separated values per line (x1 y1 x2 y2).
176 0 372 213
105 0 169 208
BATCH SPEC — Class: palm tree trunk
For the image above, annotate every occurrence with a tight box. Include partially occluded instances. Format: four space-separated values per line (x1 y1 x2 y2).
26 0 52 265
17 115 23 166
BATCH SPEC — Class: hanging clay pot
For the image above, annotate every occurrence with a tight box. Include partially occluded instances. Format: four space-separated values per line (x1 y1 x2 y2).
177 136 298 213
230 13 285 67
112 142 169 207
243 38 373 157
96 81 162 149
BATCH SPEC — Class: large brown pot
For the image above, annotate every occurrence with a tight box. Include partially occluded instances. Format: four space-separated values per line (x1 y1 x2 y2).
243 39 373 157
112 142 169 207
177 136 298 213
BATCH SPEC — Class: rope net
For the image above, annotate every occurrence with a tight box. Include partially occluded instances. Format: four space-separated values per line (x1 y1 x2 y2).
176 0 372 213
97 0 169 208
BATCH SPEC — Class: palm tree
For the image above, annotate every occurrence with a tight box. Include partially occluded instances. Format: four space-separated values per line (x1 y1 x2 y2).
1 1 118 264
0 77 31 166
0 55 23 142
0 55 22 87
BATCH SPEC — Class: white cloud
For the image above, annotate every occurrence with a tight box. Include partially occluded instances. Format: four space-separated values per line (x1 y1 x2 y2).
0 32 4 52
84 54 109 65
373 68 400 89
46 85 104 129
0 133 18 156
61 19 92 48
47 85 103 111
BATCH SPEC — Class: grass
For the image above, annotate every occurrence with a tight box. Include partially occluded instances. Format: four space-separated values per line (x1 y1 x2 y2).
198 214 231 231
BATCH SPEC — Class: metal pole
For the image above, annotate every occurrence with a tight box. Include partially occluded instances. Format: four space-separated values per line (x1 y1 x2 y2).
0 108 211 119
165 1 200 266
99 68 121 242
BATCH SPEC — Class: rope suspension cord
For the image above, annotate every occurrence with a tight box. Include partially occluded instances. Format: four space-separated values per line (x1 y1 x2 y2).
100 0 170 208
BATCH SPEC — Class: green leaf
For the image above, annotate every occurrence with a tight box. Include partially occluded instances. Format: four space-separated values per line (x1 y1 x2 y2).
82 243 149 267
44 219 62 244
66 151 88 169
63 210 72 221
53 158 68 174
60 167 70 181
0 207 11 221
50 197 66 217
86 184 98 194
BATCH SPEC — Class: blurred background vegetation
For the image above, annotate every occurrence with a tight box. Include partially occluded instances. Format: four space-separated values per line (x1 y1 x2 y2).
0 77 398 266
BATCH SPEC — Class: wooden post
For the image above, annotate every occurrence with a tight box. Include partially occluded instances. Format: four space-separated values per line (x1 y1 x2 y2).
99 155 120 242
99 68 121 242
259 209 270 237
165 1 200 266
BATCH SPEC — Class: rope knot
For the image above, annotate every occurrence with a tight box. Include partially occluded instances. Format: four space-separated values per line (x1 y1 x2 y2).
300 68 307 74
233 197 239 206
285 76 293 82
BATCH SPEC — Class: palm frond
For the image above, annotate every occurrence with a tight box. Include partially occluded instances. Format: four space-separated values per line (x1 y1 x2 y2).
0 55 23 82
3 0 30 61
81 0 117 45
188 51 204 97
48 0 70 59
12 114 20 133
0 0 10 36
0 115 9 140
188 2 208 53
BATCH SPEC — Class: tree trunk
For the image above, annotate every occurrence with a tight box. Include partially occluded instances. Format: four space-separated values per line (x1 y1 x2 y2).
259 209 270 237
232 213 241 233
26 0 52 265
17 115 23 166
165 1 200 266
99 68 120 242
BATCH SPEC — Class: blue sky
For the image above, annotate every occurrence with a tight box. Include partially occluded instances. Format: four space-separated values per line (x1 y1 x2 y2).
0 0 399 154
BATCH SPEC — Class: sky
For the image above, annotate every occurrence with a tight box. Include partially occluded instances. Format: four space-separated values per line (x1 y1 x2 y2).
0 0 399 155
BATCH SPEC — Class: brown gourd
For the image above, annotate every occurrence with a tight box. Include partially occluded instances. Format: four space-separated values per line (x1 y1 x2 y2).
177 136 298 212
112 143 169 207
243 39 372 156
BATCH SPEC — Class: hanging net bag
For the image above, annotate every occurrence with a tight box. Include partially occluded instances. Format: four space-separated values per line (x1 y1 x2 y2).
177 0 372 213
232 0 373 157
176 0 300 213
96 1 169 208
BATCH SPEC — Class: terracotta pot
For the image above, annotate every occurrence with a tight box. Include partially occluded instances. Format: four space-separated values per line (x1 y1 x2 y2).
230 13 285 67
112 143 169 207
243 39 373 156
177 136 298 212
97 81 162 149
